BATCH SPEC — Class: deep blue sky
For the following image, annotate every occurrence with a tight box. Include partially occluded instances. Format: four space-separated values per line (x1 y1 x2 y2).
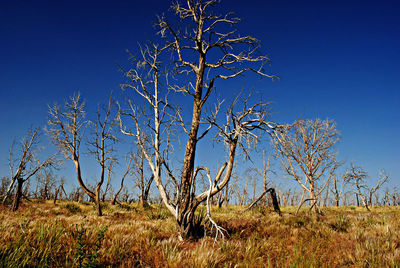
0 0 399 190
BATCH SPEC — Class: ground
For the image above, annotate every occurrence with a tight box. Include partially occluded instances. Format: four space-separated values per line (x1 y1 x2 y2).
0 201 399 267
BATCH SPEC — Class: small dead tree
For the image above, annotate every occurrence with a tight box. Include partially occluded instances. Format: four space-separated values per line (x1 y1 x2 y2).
331 171 348 207
135 146 155 207
344 164 370 211
102 160 116 202
368 170 389 206
2 127 55 211
112 152 134 205
272 119 340 213
0 177 11 200
245 152 281 215
48 93 102 216
35 170 58 201
87 94 118 215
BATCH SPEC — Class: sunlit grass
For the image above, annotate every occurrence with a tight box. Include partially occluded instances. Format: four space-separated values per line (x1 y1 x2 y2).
1 201 399 267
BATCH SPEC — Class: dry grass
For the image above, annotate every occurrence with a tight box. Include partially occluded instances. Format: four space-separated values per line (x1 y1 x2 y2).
1 201 399 267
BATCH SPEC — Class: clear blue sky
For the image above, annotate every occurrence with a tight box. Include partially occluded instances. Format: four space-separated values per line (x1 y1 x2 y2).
0 0 399 190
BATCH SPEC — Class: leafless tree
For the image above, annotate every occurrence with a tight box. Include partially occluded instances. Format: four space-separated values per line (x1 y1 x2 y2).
272 119 340 213
53 177 67 204
101 160 115 202
238 175 250 206
368 170 389 206
48 93 102 216
344 164 389 210
331 171 348 206
32 170 62 202
87 93 118 214
119 0 278 239
0 177 11 199
2 127 55 211
134 147 155 207
344 163 370 211
112 152 134 205
245 153 281 215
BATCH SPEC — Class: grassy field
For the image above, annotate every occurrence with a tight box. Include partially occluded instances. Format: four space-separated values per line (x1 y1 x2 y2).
0 201 399 267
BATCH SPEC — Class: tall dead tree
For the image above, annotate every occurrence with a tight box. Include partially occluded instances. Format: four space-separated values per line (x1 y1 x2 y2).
119 0 278 239
2 127 55 211
272 119 340 213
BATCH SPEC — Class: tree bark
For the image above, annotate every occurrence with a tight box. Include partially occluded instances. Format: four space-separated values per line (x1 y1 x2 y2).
11 178 23 211
95 185 103 216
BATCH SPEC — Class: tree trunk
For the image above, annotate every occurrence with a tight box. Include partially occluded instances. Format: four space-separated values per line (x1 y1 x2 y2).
309 184 318 213
95 187 102 216
269 188 281 215
177 205 198 240
53 188 59 205
11 178 23 211
223 182 229 208
369 192 373 207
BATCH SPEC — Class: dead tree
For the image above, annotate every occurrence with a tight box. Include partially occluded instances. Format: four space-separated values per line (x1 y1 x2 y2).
135 147 155 207
272 119 340 213
48 93 103 216
344 164 370 211
245 153 281 215
112 152 134 205
2 127 55 211
53 177 67 204
0 177 10 199
368 170 389 206
102 160 116 202
331 171 347 206
119 0 278 239
87 93 118 215
239 175 250 206
36 170 57 201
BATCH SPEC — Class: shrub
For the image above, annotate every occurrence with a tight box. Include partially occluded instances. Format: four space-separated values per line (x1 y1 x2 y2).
329 214 350 232
74 223 108 268
64 203 82 213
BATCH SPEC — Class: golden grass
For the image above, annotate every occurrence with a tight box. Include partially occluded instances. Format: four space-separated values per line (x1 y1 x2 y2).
1 201 399 267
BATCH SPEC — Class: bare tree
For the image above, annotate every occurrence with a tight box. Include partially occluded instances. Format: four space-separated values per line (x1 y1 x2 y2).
2 127 55 211
272 119 340 213
48 93 103 216
344 164 370 211
238 175 250 206
368 170 389 206
0 177 11 200
102 161 116 202
135 147 155 207
119 0 278 239
53 177 67 204
245 152 281 215
112 152 134 205
87 94 118 214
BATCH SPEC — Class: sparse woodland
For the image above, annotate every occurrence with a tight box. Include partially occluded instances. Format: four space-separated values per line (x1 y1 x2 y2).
1 0 399 267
